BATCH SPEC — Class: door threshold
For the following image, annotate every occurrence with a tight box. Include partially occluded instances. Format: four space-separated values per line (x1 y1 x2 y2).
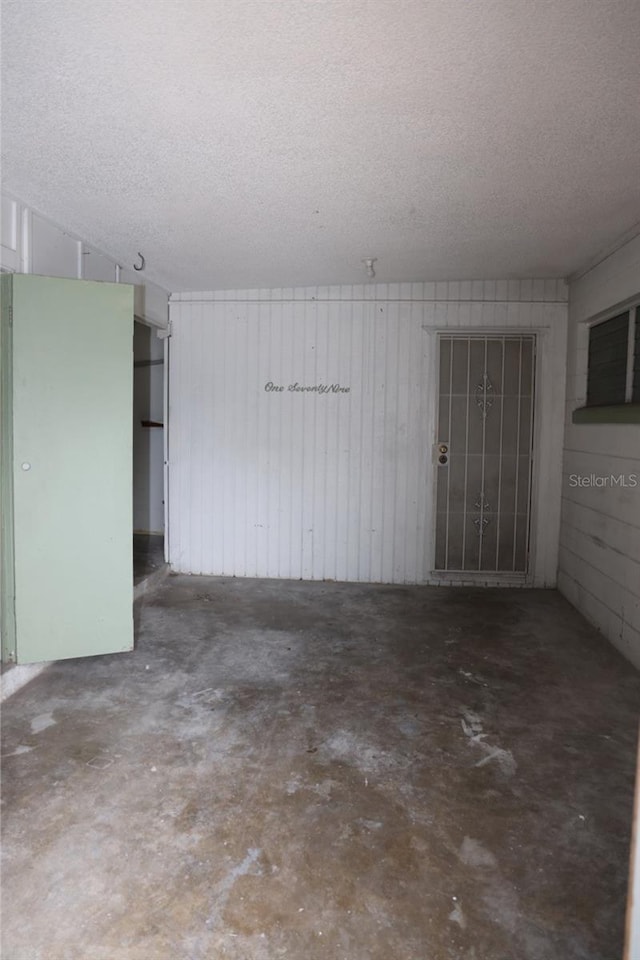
429 571 529 587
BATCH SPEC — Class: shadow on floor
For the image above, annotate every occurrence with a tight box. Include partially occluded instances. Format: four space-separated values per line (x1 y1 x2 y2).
133 533 164 585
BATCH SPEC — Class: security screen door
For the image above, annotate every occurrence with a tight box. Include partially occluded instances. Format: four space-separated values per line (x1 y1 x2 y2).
1 274 133 664
434 335 535 573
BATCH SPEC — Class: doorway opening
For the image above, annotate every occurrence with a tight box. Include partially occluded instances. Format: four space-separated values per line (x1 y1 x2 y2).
133 320 165 587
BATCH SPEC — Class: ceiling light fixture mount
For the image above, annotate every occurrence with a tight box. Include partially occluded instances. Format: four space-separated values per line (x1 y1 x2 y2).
362 257 377 279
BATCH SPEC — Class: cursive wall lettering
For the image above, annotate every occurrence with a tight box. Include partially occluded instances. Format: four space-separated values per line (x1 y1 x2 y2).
264 381 350 394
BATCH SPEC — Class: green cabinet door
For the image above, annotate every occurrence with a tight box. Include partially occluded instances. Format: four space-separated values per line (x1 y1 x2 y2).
1 275 134 664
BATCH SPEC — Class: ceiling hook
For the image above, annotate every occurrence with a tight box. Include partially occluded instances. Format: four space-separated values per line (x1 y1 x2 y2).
133 252 145 272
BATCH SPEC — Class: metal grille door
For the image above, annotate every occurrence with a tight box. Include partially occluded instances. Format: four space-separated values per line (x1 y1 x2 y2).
435 335 535 573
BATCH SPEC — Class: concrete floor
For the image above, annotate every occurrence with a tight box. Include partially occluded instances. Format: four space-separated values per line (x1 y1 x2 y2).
0 536 167 706
1 578 639 960
133 533 165 585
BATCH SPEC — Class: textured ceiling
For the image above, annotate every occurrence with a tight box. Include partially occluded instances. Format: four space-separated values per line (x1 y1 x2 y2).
2 0 640 292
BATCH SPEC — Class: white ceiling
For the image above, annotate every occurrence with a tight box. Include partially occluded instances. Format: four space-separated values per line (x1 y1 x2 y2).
2 0 640 293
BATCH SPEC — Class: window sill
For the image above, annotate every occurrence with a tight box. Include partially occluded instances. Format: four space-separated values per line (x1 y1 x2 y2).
572 403 640 424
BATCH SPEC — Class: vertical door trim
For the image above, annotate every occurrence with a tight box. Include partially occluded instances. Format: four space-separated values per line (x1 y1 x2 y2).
526 328 546 588
163 330 170 563
0 276 16 662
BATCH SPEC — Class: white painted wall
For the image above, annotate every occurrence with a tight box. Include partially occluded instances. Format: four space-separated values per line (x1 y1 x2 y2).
169 281 567 585
0 192 169 328
133 322 165 535
559 235 640 669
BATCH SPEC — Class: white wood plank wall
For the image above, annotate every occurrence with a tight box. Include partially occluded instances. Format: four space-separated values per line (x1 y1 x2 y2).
0 191 169 328
560 235 640 668
169 282 567 585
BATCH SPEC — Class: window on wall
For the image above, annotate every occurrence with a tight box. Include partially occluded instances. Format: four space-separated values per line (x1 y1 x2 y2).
633 307 640 402
587 311 630 406
575 303 640 422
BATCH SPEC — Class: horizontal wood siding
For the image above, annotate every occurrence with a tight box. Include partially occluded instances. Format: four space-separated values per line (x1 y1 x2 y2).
561 234 640 667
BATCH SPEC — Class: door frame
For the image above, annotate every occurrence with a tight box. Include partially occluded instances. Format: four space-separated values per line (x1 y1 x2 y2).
1 275 17 662
132 314 169 561
426 326 548 586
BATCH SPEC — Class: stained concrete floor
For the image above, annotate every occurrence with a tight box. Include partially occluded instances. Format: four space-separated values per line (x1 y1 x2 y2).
133 534 165 585
1 578 639 960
